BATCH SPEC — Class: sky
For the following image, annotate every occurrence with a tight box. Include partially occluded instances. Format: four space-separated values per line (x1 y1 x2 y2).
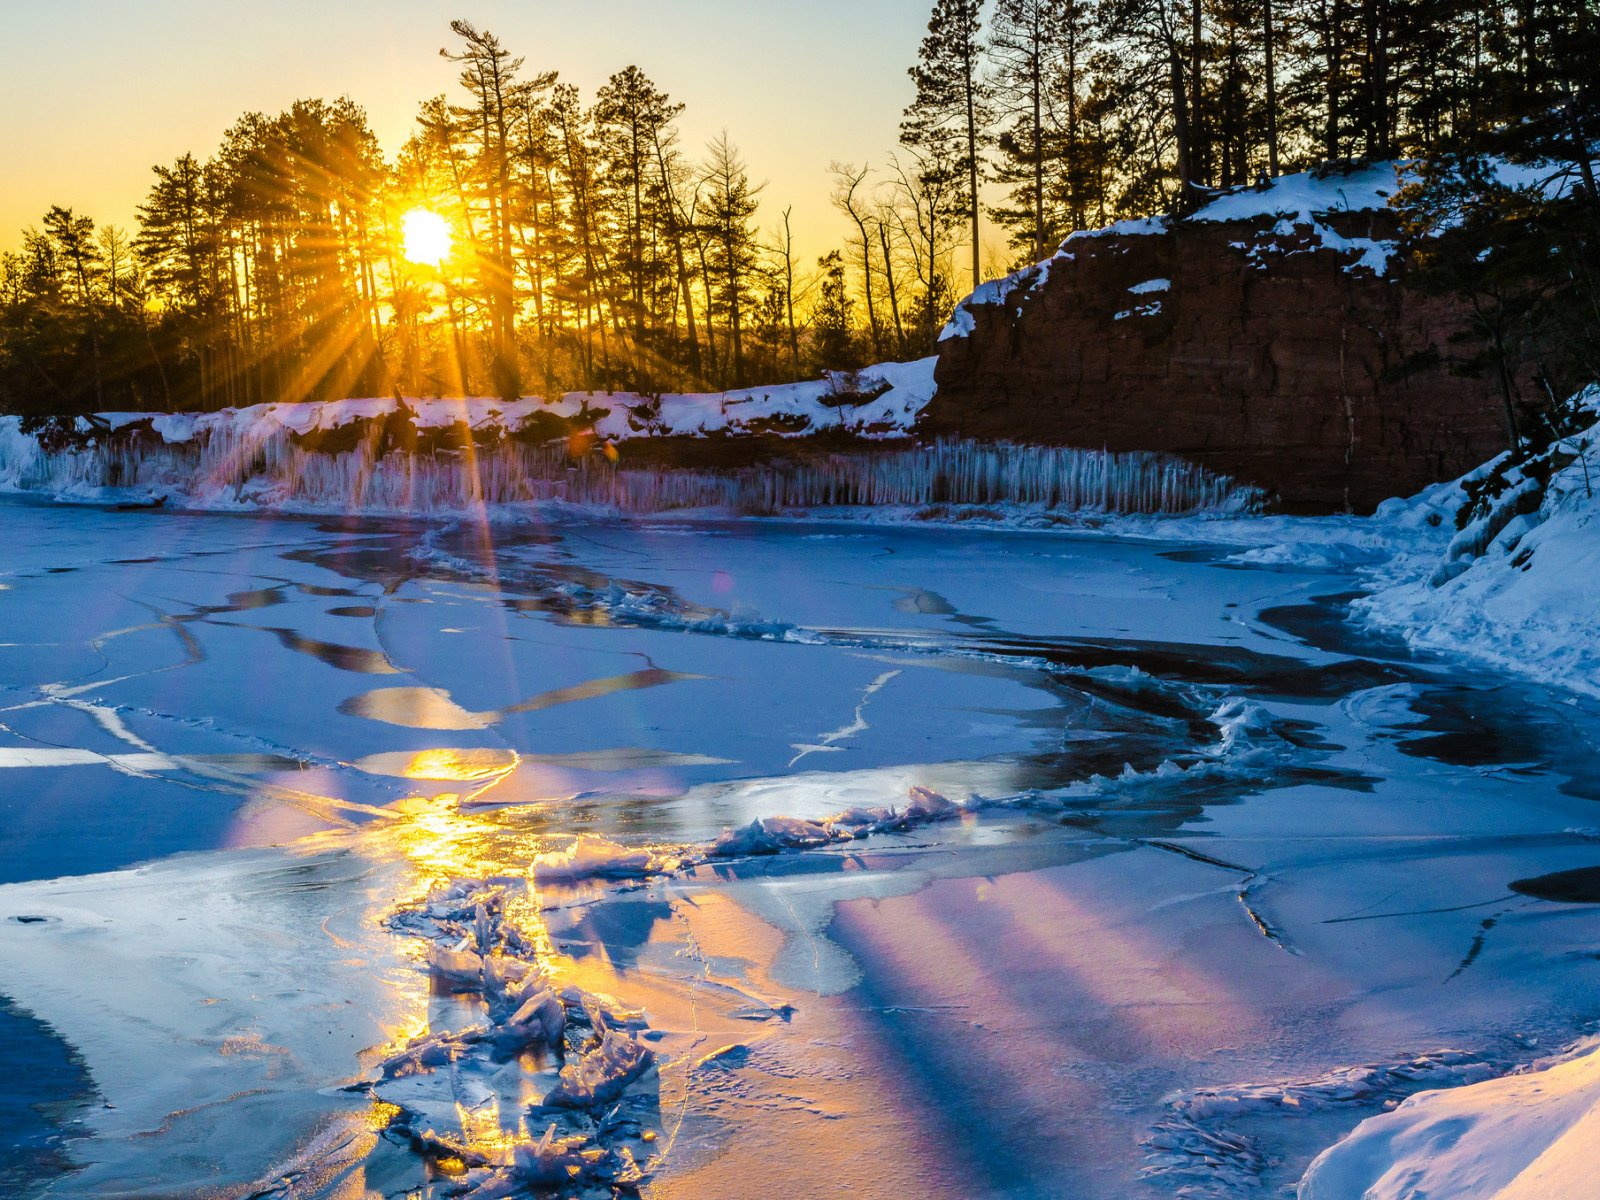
0 0 951 265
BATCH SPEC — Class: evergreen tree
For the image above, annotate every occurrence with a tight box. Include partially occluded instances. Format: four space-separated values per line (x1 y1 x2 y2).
699 133 763 387
989 0 1066 261
1399 2 1600 451
810 250 859 369
903 0 988 289
442 20 526 398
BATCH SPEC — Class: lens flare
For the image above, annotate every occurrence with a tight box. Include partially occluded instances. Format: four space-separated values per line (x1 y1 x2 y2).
401 208 452 267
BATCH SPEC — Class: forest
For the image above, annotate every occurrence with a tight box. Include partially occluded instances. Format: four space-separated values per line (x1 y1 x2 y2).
0 1 1595 416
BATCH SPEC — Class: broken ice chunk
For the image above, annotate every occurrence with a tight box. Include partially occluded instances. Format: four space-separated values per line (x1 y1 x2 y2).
709 815 833 856
545 1031 656 1109
531 834 678 883
427 941 484 992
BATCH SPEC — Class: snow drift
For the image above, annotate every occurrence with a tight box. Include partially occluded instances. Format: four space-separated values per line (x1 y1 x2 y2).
1300 1038 1600 1200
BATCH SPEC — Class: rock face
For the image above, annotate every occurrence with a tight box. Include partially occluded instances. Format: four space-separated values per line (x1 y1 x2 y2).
923 200 1510 512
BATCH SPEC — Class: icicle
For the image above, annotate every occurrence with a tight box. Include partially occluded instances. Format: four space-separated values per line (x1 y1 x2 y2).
0 417 1261 518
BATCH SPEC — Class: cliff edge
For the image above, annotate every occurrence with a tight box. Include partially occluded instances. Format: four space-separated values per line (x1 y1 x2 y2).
924 164 1508 512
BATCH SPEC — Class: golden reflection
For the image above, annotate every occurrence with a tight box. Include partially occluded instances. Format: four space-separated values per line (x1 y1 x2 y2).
338 686 492 730
456 1097 517 1156
345 782 681 1183
353 747 520 782
339 668 705 731
384 799 510 882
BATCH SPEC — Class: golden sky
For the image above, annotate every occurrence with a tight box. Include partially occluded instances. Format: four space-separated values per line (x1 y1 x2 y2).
0 0 956 266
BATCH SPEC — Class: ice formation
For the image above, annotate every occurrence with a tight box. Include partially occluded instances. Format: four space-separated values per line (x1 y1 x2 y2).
366 878 661 1195
531 834 681 884
708 785 967 857
0 413 1258 520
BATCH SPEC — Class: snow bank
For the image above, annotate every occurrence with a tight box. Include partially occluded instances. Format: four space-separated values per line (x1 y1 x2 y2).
1359 396 1600 697
560 356 939 439
89 357 938 447
1300 1039 1600 1200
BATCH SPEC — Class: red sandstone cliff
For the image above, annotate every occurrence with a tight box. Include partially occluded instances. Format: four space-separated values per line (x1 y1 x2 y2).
922 167 1510 512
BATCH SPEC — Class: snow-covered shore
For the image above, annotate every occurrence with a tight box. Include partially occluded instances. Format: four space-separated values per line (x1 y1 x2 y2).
1288 400 1600 1198
1357 392 1600 699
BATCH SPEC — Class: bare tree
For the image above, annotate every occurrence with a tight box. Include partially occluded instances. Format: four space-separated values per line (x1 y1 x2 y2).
830 162 885 359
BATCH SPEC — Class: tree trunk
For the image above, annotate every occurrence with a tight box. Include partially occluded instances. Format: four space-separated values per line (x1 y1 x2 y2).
880 219 908 359
965 57 982 289
1264 0 1280 176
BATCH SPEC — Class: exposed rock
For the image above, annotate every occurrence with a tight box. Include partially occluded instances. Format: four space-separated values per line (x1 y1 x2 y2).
924 197 1509 513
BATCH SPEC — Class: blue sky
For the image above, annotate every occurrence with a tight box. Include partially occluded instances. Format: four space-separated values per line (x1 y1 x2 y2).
0 0 941 261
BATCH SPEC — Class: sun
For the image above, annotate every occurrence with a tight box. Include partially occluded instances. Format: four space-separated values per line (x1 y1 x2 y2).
402 208 453 267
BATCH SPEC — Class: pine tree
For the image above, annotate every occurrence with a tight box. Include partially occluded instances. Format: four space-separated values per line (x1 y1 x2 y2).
988 0 1100 261
902 0 988 290
595 67 681 349
442 21 526 398
989 0 1063 261
699 133 763 387
811 251 859 369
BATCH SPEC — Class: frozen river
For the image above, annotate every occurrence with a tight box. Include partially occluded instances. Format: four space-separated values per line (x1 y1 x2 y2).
2 497 1599 1198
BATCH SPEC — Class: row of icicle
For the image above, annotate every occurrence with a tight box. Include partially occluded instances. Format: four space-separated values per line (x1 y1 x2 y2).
0 418 1261 516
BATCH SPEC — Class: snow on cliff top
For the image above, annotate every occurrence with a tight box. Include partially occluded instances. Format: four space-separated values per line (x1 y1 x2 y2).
91 357 939 446
1190 161 1401 223
940 164 1406 341
1070 162 1403 234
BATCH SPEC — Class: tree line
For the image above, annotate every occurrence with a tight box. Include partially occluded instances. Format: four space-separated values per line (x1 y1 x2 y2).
906 0 1597 267
897 0 1598 445
1 5 1595 420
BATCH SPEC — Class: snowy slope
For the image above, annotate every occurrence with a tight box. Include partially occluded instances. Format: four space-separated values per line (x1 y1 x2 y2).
1358 393 1600 697
1300 1039 1600 1200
